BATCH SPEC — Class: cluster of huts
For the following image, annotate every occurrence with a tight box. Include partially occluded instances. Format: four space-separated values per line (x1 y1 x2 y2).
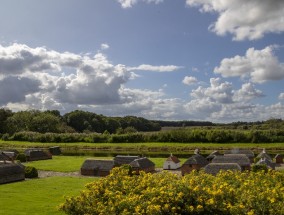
80 148 284 177
81 155 155 176
0 146 60 184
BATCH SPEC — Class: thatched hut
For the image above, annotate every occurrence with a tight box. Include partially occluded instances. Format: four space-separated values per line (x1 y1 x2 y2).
224 149 255 163
275 154 283 164
0 162 25 184
204 163 241 175
24 149 52 161
129 157 155 174
49 146 62 155
256 149 272 162
206 150 221 162
212 154 251 171
181 154 209 176
81 159 114 176
256 158 275 170
113 155 140 167
163 154 181 170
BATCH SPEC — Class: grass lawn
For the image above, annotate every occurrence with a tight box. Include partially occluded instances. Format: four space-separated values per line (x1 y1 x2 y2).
0 177 96 215
24 156 112 172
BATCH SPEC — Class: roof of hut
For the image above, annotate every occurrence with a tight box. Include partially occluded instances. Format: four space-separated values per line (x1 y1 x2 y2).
224 149 254 158
256 149 272 161
256 158 275 169
206 150 221 160
113 155 140 166
204 163 241 175
129 157 155 169
81 159 114 171
0 162 25 177
212 154 250 166
183 154 209 166
0 152 10 161
166 154 180 163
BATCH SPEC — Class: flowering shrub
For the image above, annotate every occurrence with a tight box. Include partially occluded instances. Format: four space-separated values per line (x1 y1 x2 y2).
60 168 284 215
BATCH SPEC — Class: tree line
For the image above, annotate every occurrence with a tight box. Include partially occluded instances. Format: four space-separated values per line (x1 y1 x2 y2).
0 108 161 135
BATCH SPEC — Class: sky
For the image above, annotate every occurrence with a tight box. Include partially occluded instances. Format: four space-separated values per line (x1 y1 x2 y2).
0 0 284 122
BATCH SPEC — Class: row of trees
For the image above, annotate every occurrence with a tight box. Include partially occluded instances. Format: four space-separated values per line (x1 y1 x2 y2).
0 109 161 135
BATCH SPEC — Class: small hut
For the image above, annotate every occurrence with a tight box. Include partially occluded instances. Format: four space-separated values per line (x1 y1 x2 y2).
81 159 114 176
129 157 155 174
204 163 241 175
256 158 275 170
212 154 251 171
24 149 52 161
256 149 272 162
181 154 209 176
206 150 221 162
163 154 181 170
275 154 283 164
1 149 19 160
113 155 140 167
0 162 25 184
224 149 255 163
49 146 62 155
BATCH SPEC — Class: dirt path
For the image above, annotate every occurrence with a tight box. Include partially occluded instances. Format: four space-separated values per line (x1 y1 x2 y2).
38 170 87 178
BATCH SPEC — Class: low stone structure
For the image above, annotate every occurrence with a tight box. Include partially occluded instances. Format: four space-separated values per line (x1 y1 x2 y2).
81 159 114 176
129 157 155 174
204 163 242 175
24 149 52 161
49 146 62 155
0 162 25 184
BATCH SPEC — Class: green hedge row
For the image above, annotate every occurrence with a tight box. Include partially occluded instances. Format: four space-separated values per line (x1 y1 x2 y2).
2 128 284 143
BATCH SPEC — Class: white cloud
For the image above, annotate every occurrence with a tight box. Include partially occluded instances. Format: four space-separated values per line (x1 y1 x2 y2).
100 43 109 50
214 46 284 83
182 76 197 85
233 83 265 102
279 93 284 100
186 0 284 40
117 0 163 8
191 78 234 104
128 64 182 72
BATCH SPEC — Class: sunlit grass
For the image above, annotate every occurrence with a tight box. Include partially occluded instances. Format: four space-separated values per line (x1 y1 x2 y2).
0 177 96 215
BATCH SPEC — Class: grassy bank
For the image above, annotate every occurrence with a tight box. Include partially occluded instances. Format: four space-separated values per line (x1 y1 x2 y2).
0 177 95 215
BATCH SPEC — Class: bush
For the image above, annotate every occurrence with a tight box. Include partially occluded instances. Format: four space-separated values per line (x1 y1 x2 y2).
16 153 27 162
60 168 284 215
25 166 38 178
251 164 268 173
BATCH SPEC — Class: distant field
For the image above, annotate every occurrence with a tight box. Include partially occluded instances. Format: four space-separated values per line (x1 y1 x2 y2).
0 177 96 215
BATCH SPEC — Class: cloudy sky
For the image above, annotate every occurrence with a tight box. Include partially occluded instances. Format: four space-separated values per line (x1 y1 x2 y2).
0 0 284 122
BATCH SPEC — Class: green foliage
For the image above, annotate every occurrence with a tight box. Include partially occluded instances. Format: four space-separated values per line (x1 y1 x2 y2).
16 153 27 162
25 166 38 178
251 164 268 173
60 168 284 215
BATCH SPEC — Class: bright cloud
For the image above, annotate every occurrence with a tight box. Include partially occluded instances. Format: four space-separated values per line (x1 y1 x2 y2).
182 76 197 85
128 64 182 72
186 0 284 40
279 93 284 100
100 43 110 50
233 83 265 102
214 46 284 83
117 0 163 8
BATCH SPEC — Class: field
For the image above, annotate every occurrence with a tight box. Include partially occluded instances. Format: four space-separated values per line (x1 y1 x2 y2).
0 176 95 215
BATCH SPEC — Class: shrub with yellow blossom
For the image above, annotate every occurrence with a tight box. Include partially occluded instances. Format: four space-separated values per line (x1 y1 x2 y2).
60 168 284 215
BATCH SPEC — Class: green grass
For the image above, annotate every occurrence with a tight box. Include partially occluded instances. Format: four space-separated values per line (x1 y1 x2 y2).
1 140 284 150
24 156 112 172
0 177 96 215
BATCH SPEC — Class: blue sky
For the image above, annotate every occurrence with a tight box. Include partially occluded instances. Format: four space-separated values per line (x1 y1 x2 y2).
0 0 284 122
